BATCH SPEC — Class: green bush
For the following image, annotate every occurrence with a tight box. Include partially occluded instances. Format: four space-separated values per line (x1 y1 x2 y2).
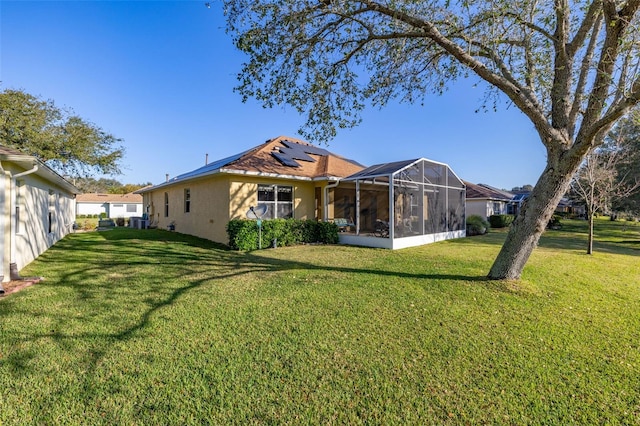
315 221 340 244
548 214 562 229
489 214 514 228
466 215 490 236
227 219 339 251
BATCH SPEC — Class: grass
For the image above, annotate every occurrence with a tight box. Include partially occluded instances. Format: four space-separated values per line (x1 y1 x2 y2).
0 218 639 424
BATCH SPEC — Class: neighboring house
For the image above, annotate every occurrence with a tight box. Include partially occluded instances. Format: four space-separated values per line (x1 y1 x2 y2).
76 193 143 219
465 181 514 219
0 146 78 290
503 189 586 218
137 136 466 249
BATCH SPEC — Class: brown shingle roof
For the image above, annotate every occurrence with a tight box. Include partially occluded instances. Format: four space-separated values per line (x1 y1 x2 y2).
224 136 364 179
77 193 143 203
140 136 366 193
0 145 30 157
464 181 513 200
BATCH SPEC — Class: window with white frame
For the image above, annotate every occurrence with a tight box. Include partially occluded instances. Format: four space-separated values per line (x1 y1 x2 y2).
258 185 293 219
164 192 169 217
48 189 55 233
184 188 191 213
126 204 137 213
15 180 24 234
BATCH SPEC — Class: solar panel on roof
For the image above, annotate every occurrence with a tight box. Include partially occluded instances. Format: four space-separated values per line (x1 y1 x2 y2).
271 140 331 167
272 152 301 167
281 140 330 156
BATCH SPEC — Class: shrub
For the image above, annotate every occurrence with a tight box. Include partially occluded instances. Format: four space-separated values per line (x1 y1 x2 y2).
227 219 339 250
466 215 490 236
115 217 125 227
315 221 340 244
489 214 514 228
548 214 562 229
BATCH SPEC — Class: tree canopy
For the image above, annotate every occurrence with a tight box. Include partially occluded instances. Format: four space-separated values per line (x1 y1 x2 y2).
0 89 124 177
224 0 640 279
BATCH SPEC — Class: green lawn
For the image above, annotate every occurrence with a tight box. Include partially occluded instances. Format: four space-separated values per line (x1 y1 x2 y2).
1 219 639 424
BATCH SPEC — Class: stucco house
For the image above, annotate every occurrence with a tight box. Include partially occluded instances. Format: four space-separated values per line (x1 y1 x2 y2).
76 192 143 219
137 136 363 243
0 146 78 292
465 181 514 219
137 136 466 249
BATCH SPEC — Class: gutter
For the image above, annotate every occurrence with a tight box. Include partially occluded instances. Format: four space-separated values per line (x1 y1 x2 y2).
0 161 8 293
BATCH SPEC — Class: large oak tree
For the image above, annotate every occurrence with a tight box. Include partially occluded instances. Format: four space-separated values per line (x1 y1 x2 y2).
223 0 640 279
0 89 124 177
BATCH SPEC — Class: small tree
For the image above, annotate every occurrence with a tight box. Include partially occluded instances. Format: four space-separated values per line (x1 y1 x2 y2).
571 137 639 254
610 110 640 215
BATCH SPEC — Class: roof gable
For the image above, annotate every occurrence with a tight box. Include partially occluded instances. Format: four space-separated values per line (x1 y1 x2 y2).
464 181 513 200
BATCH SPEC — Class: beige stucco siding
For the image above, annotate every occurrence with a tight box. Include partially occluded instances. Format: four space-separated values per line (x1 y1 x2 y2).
145 175 230 243
143 174 325 245
228 175 317 222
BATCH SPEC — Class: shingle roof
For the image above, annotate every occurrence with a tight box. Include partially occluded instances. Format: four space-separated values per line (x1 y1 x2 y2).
142 136 365 191
0 144 78 194
224 136 364 179
464 181 513 200
0 146 30 157
77 193 143 203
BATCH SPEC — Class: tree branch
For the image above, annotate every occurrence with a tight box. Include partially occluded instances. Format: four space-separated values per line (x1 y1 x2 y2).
359 0 556 145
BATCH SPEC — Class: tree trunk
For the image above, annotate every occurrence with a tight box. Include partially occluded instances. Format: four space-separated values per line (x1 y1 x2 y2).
587 212 594 255
488 158 578 280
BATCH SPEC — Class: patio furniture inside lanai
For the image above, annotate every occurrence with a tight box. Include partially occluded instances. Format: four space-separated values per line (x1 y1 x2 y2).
326 158 466 249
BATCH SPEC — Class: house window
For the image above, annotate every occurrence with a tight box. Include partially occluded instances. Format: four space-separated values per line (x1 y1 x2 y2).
164 192 169 217
15 179 23 234
113 204 124 208
493 202 502 215
258 185 293 219
184 189 191 213
126 204 137 213
48 189 55 233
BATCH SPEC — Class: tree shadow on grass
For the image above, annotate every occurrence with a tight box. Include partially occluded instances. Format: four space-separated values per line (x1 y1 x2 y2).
0 227 515 415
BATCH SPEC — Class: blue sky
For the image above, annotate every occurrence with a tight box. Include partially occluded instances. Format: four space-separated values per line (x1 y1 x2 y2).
1 0 547 190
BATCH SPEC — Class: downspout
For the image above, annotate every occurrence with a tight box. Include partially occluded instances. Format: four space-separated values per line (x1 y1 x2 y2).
0 160 8 292
355 180 360 236
9 162 39 281
389 173 394 243
323 179 340 222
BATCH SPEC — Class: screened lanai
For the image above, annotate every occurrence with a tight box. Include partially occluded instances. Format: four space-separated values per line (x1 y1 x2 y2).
325 158 466 249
